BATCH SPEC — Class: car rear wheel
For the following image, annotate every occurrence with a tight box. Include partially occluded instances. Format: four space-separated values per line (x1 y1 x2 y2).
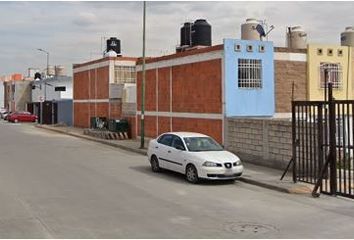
150 155 161 172
186 164 199 184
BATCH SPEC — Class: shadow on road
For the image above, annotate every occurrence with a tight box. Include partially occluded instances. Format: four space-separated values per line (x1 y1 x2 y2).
129 165 237 186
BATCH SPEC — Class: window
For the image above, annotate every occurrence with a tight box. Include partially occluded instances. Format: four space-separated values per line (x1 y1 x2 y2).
238 59 262 89
259 45 265 52
327 49 333 56
234 44 241 52
246 45 253 52
157 134 173 146
171 136 185 150
183 137 223 152
319 63 342 89
114 66 136 84
338 49 343 57
317 48 323 55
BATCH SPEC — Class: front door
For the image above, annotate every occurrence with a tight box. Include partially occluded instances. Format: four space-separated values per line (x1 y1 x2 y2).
168 135 186 173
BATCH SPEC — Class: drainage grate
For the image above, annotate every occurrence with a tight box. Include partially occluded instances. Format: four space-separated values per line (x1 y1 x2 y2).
224 222 278 235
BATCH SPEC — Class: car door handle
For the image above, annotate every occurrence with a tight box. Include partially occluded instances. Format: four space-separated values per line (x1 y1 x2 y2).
168 150 171 153
155 146 159 149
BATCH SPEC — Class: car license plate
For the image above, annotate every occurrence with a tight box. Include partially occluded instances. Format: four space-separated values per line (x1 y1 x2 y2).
225 170 233 176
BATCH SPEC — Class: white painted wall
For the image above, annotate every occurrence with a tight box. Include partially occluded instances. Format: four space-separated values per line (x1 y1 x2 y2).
0 82 4 109
31 76 72 102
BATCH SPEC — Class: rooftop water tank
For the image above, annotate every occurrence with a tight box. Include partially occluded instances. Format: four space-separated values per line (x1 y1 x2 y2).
180 22 193 46
47 65 55 76
241 18 260 40
191 19 212 46
106 37 121 55
286 26 307 49
341 27 354 47
55 65 65 76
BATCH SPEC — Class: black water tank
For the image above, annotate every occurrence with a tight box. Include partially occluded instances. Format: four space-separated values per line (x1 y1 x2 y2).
180 22 193 46
191 19 212 46
106 37 121 54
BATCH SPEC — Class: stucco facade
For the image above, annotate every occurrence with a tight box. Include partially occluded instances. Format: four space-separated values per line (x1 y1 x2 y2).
307 44 352 101
224 39 274 117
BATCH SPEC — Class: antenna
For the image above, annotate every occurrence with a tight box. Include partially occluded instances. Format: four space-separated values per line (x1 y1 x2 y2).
265 25 275 37
254 22 275 41
256 24 266 39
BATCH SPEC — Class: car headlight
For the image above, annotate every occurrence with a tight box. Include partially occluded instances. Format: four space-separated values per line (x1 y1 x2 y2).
233 160 242 166
202 161 222 167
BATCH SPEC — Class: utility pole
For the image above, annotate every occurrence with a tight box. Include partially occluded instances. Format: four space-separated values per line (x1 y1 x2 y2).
140 1 146 149
37 48 49 124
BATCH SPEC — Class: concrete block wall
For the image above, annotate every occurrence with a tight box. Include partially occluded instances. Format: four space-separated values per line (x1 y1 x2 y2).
226 118 292 169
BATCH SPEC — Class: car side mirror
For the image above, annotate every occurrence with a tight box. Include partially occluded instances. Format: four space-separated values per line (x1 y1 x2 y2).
176 145 185 151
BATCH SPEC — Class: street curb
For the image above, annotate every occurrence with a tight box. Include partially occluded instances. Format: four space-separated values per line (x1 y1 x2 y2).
35 125 292 194
35 125 147 156
238 177 290 193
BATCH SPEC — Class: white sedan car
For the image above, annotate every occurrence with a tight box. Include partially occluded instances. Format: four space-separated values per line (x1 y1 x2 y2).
147 132 243 183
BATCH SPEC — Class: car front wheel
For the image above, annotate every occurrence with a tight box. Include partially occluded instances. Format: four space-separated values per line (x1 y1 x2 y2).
186 164 199 184
150 155 161 172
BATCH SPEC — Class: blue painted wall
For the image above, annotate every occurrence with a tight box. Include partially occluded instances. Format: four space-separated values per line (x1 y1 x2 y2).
57 99 73 126
224 39 274 117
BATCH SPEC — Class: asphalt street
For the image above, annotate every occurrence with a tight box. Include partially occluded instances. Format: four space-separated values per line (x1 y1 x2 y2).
1 121 354 238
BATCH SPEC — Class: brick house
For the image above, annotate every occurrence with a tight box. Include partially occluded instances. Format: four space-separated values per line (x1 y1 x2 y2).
73 56 137 136
136 39 276 144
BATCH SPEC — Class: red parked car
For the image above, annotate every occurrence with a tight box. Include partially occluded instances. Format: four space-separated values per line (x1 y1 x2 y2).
7 111 37 123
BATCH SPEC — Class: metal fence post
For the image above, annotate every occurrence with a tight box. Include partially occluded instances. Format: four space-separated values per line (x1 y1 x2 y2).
328 82 337 195
292 101 297 183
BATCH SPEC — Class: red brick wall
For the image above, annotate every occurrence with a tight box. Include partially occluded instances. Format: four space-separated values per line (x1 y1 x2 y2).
136 55 223 143
172 118 222 143
158 67 170 112
73 65 120 128
96 67 109 99
136 115 222 143
74 102 110 128
110 101 122 119
73 71 89 100
157 117 171 135
172 59 222 113
73 103 90 128
137 115 157 138
137 69 157 112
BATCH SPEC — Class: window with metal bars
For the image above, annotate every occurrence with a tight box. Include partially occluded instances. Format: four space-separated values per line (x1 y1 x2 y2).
114 66 136 84
319 63 342 89
238 59 262 89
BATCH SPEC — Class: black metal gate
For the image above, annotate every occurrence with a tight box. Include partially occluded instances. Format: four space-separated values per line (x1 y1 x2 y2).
292 94 354 198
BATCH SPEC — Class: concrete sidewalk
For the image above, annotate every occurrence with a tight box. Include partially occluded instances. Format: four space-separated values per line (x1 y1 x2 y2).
36 124 313 195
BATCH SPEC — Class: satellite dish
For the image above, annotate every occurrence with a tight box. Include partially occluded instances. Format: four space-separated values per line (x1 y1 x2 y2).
256 24 266 37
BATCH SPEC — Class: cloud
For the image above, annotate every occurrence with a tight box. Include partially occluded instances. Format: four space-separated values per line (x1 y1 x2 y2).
0 1 354 76
72 12 97 27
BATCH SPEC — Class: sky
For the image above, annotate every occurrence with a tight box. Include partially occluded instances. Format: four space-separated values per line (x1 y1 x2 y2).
0 1 353 77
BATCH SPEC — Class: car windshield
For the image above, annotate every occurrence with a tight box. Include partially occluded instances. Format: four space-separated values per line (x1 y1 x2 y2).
183 137 223 152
